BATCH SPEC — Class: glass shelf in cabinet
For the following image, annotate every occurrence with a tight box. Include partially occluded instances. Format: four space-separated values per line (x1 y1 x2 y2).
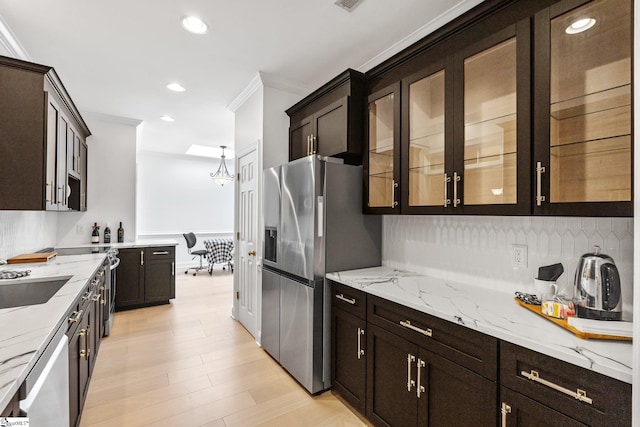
550 84 630 120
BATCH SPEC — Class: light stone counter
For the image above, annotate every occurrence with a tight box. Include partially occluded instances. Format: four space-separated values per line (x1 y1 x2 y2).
58 239 179 249
326 266 632 384
0 253 107 411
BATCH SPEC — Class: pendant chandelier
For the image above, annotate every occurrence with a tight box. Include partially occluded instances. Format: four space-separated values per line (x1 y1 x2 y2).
210 145 233 186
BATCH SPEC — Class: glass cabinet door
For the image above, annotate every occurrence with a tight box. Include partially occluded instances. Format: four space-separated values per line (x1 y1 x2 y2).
463 37 518 206
406 68 447 208
366 83 400 212
535 0 632 216
549 0 631 205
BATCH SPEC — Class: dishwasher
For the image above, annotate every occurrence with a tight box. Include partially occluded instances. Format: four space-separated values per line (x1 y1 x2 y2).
19 321 69 426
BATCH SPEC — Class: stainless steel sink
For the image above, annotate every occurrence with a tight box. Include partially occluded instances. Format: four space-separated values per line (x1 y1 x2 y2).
0 276 71 309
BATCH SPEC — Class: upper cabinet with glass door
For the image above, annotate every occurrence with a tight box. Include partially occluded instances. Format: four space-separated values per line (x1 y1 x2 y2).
534 0 632 216
401 61 450 214
364 83 401 214
401 22 531 215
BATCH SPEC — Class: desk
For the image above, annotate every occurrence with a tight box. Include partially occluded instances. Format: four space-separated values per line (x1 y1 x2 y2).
204 238 234 273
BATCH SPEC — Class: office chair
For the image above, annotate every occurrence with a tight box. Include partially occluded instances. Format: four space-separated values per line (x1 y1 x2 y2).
183 232 208 276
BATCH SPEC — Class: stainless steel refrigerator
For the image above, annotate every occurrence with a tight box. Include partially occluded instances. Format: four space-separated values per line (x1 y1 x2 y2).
261 155 381 394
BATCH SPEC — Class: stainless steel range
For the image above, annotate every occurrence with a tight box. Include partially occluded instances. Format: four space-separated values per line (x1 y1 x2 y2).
54 246 120 336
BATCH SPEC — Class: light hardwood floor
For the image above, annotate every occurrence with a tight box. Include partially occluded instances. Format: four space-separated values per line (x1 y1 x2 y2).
80 269 369 426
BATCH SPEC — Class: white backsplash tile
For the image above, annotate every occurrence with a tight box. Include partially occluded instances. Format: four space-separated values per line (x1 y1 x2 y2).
0 211 57 261
382 215 634 319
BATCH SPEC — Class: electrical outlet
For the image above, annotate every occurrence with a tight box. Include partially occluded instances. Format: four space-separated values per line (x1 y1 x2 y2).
511 244 528 268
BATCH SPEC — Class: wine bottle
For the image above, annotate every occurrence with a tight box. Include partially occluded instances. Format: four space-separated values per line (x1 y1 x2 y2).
117 222 124 243
104 223 111 244
91 223 100 244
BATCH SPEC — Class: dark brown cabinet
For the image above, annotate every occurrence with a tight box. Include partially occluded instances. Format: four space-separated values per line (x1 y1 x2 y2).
286 69 364 164
0 55 90 211
500 386 587 427
364 83 401 214
532 0 632 216
500 341 631 426
144 247 176 303
68 261 107 427
330 281 367 414
360 0 632 217
115 248 145 308
365 296 498 427
116 246 176 310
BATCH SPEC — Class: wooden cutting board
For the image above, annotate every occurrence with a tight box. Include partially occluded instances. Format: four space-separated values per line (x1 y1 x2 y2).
515 298 632 341
7 252 57 264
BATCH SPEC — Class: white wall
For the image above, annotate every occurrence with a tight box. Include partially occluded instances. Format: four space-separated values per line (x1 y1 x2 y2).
262 85 301 169
136 150 234 268
57 113 140 246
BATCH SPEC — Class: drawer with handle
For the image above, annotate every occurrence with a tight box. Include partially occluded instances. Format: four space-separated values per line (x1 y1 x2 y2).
368 294 497 380
329 280 366 319
144 246 175 260
500 341 631 426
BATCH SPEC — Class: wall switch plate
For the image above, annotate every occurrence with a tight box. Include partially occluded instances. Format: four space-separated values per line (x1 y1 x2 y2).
511 244 528 268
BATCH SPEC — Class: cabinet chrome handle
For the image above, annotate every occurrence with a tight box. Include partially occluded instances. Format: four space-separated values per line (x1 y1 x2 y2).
91 293 100 302
416 358 426 398
46 182 52 203
68 309 83 324
400 320 432 337
152 251 169 255
79 328 87 359
535 161 546 206
453 172 461 207
86 327 91 359
443 173 451 207
407 354 416 391
521 370 592 404
312 134 317 154
357 327 365 360
140 250 144 266
172 262 175 276
100 286 106 305
335 293 356 305
307 135 311 156
82 291 92 301
500 402 511 427
391 180 399 208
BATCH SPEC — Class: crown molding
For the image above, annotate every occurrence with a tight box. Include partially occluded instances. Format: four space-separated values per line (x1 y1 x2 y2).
357 0 485 73
227 71 312 112
0 14 30 60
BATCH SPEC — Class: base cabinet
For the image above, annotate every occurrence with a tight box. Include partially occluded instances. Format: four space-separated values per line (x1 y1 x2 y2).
500 386 586 427
68 260 107 427
366 324 496 427
116 246 175 310
331 283 367 414
500 341 631 426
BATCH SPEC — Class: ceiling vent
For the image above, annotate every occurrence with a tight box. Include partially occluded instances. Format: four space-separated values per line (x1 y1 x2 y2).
334 0 364 12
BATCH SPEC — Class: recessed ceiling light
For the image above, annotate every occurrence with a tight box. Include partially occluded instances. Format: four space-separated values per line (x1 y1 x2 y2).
160 115 175 122
181 16 208 34
565 18 596 34
166 83 186 92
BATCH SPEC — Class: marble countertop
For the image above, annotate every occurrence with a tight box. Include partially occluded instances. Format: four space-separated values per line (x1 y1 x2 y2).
0 253 107 411
326 266 632 384
58 239 179 249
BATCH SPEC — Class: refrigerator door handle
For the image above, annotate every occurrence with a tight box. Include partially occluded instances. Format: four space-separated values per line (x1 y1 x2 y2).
317 196 324 237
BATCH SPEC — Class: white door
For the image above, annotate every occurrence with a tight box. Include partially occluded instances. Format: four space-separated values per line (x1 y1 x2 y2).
237 149 258 337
